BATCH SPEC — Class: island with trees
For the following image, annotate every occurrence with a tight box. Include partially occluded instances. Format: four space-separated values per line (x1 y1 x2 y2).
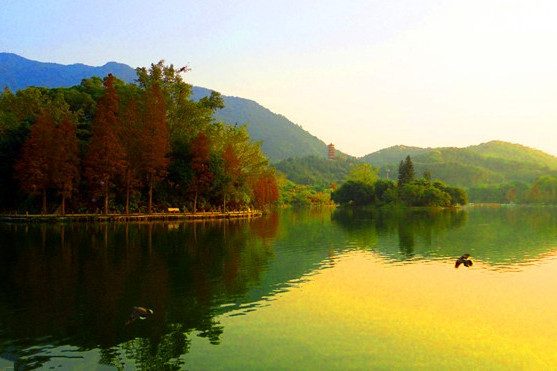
331 156 468 207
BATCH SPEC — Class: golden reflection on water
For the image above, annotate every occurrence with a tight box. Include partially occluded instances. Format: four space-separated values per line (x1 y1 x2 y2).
187 250 557 369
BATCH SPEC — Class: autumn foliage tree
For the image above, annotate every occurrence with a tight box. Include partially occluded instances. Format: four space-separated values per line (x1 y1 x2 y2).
140 83 170 213
251 170 279 208
189 131 214 213
51 116 80 215
117 98 143 214
13 110 56 214
84 74 126 214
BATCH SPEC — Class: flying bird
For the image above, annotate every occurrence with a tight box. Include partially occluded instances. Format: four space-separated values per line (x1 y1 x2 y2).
455 254 473 268
126 306 154 325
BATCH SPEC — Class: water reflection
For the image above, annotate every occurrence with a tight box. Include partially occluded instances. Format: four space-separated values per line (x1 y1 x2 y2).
0 218 277 369
331 206 557 267
2 206 557 368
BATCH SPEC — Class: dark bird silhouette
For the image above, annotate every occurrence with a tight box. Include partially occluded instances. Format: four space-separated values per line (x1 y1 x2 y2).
455 254 473 268
126 306 154 325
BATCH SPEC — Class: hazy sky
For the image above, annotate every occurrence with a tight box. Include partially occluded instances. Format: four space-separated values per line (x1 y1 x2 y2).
2 0 556 157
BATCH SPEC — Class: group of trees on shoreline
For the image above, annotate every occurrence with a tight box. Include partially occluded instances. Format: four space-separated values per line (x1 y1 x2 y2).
331 156 468 207
0 62 278 214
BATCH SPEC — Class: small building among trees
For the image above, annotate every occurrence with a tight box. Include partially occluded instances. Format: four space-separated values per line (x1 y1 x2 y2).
328 143 335 160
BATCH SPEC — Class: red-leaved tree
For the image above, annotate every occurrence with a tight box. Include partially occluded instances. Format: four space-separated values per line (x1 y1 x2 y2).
14 111 56 214
117 98 143 214
189 131 213 213
84 74 126 214
51 115 80 215
140 83 170 214
251 171 279 208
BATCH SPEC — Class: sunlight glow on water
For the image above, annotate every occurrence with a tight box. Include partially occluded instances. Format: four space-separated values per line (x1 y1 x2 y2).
3 206 557 369
185 250 557 369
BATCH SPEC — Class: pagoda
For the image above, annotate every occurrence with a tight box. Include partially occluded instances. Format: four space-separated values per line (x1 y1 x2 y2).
327 143 335 160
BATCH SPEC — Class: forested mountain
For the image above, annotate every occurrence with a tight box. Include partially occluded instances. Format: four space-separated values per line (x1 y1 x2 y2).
274 156 361 188
0 53 328 162
362 141 557 187
361 145 428 168
0 53 137 91
190 87 328 161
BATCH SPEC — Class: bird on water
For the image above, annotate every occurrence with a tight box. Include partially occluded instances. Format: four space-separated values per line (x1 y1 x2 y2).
126 306 154 325
455 254 473 268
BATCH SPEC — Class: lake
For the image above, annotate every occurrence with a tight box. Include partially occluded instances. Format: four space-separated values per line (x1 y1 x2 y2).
2 205 557 369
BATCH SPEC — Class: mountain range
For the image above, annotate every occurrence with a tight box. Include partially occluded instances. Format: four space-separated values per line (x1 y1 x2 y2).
0 52 328 162
361 141 557 187
2 52 557 188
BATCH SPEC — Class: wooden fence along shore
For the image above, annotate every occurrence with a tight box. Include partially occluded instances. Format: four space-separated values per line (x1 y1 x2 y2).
0 210 263 223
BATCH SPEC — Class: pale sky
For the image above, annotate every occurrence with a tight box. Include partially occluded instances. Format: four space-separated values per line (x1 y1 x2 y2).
1 0 556 157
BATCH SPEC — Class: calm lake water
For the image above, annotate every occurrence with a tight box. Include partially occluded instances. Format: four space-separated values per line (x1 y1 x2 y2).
2 206 557 369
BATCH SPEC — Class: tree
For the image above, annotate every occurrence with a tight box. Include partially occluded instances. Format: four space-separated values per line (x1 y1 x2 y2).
251 169 279 208
398 155 415 186
212 124 269 206
51 116 80 215
84 74 126 214
189 131 214 213
117 98 143 214
13 111 56 213
347 163 378 185
140 83 170 213
221 143 241 210
331 181 374 205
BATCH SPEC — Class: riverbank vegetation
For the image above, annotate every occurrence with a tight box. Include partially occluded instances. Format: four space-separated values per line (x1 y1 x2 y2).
331 156 468 207
0 61 279 214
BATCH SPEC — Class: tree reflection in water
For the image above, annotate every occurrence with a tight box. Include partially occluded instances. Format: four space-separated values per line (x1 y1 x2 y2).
3 206 557 368
331 206 557 266
0 217 278 369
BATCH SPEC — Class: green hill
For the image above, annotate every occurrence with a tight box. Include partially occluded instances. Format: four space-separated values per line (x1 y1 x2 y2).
191 87 328 161
361 141 557 187
0 53 328 162
274 156 361 188
361 145 428 167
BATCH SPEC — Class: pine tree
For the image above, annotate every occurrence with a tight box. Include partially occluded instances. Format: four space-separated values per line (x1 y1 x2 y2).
398 155 415 186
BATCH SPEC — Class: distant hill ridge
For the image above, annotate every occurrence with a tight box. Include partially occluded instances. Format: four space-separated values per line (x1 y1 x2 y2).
3 52 557 187
362 140 557 187
0 52 328 161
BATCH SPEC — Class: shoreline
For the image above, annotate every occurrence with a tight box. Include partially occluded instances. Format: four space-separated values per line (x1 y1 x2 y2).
0 210 263 223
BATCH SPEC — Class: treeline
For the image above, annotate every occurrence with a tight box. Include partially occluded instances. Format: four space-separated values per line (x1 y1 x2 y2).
273 155 359 188
0 61 278 214
468 175 557 204
332 156 468 207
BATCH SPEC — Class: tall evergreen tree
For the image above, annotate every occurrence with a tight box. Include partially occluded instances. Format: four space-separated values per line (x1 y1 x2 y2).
398 155 415 186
